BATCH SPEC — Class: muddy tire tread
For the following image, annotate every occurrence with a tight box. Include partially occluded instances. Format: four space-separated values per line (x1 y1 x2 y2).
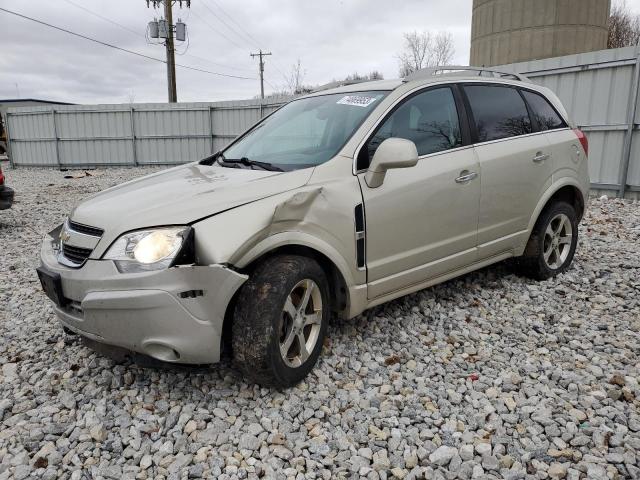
231 255 329 388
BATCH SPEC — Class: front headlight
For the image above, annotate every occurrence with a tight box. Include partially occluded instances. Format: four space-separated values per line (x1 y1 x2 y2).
104 226 193 273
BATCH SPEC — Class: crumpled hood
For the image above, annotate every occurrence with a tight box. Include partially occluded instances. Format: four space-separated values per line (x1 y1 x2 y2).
70 163 313 251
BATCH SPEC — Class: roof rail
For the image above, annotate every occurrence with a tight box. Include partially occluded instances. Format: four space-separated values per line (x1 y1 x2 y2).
403 66 530 83
311 78 372 93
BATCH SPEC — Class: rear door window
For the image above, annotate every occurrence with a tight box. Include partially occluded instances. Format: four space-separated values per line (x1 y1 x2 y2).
521 90 567 131
464 85 532 142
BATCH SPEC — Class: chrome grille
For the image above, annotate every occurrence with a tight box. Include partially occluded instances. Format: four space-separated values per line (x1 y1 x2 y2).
62 244 93 265
58 219 103 267
68 220 104 237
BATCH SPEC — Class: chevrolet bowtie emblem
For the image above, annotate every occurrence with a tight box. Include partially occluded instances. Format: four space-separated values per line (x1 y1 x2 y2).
60 226 71 244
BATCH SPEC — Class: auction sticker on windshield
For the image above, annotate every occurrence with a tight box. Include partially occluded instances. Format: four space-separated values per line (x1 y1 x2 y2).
336 95 378 107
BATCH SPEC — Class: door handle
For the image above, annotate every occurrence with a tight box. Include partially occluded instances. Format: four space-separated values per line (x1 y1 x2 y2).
533 152 550 163
455 171 478 184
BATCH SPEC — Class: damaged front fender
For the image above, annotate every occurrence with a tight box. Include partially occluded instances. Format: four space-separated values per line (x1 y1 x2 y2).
193 177 367 314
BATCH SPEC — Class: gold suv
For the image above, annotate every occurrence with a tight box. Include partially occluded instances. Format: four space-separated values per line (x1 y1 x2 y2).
38 67 590 387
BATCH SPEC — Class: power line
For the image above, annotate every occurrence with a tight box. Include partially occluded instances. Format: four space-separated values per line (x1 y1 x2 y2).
263 77 278 90
196 0 290 85
199 0 290 84
270 60 292 86
176 62 253 78
0 7 255 80
180 52 254 72
201 0 258 50
190 8 246 51
0 8 168 64
61 0 143 38
208 0 262 48
62 0 251 74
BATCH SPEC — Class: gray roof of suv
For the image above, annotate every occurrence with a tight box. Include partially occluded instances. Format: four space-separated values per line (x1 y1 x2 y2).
306 73 532 98
306 79 403 97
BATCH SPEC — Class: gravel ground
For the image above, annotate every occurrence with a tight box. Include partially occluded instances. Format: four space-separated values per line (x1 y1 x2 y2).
1 164 639 480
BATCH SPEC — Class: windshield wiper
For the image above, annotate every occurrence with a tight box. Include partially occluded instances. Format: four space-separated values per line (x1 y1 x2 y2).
200 152 283 171
199 151 221 166
220 156 283 172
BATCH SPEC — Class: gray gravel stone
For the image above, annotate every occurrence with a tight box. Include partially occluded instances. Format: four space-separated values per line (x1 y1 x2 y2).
459 444 474 461
0 166 639 479
475 442 491 457
429 446 458 466
12 465 31 480
238 433 261 451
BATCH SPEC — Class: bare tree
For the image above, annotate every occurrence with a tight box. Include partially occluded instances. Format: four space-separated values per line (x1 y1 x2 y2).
608 0 640 48
397 31 455 77
275 65 384 98
285 58 312 95
397 31 431 77
344 72 367 82
432 32 455 66
342 71 385 82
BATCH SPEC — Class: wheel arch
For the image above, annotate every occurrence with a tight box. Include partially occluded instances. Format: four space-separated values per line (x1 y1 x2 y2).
220 233 358 353
517 180 585 257
528 181 585 232
239 243 351 314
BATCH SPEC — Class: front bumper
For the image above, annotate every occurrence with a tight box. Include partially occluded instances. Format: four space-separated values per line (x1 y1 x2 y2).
39 232 247 364
0 185 14 210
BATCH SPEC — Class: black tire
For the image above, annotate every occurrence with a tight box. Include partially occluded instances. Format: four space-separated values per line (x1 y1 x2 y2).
515 201 578 280
232 255 330 388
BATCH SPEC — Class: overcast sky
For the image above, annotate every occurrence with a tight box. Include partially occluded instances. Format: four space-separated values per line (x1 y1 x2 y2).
1 0 637 105
0 0 473 104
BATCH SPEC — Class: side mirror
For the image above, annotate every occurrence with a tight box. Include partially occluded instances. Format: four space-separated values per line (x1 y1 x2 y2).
364 138 418 188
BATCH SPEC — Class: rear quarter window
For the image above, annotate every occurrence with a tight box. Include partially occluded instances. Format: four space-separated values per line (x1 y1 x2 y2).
464 85 532 142
521 90 567 131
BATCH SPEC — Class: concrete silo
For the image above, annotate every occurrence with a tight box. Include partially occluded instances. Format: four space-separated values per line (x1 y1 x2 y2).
470 0 611 66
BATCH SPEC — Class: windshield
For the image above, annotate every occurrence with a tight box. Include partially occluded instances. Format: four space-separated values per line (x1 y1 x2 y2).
221 91 389 171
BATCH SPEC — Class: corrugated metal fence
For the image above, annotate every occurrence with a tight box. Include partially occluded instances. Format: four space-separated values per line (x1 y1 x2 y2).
6 46 640 196
499 46 640 197
5 98 288 167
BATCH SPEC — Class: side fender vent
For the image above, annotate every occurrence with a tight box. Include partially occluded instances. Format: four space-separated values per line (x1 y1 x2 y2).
178 289 204 299
355 204 366 269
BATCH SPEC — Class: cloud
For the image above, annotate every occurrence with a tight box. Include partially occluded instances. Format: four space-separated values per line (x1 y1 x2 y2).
0 0 473 104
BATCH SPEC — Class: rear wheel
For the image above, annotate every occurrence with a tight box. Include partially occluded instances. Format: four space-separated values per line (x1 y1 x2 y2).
232 255 329 388
515 202 578 280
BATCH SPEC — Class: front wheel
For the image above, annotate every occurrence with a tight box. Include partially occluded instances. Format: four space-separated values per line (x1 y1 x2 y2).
515 201 579 280
231 255 330 388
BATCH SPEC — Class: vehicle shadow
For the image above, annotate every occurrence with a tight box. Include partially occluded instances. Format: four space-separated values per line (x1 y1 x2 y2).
354 259 519 321
72 259 523 393
78 335 235 375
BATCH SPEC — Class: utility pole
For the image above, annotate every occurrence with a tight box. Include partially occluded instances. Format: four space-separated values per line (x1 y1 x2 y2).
146 1 189 103
250 50 272 99
164 0 177 102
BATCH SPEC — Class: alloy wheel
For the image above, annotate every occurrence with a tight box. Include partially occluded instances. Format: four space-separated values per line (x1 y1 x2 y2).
543 213 573 269
279 279 323 368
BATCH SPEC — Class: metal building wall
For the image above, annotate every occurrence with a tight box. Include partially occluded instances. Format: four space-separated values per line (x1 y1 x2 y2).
6 98 288 168
6 47 640 197
498 46 640 197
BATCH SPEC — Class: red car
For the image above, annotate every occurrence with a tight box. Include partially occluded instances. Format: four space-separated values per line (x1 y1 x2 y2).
0 163 14 210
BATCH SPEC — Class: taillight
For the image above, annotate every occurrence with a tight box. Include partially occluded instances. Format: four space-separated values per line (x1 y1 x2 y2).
0 165 4 186
573 128 588 157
